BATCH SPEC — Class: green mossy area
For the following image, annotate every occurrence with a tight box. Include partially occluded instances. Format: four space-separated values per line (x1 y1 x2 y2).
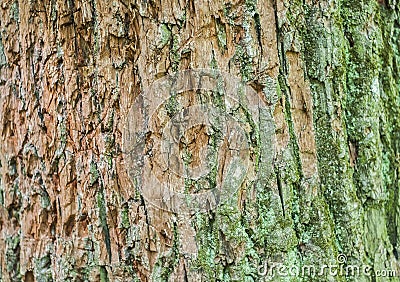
148 0 400 281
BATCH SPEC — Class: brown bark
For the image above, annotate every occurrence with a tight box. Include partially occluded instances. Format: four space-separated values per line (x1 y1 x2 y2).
0 0 399 281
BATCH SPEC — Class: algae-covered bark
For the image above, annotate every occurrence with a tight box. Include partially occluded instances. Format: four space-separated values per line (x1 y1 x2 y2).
0 0 399 281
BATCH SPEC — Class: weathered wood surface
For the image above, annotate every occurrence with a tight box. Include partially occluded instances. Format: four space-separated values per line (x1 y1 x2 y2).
0 0 399 281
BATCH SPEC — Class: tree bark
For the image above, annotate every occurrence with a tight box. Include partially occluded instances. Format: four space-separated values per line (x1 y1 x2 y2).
0 0 399 281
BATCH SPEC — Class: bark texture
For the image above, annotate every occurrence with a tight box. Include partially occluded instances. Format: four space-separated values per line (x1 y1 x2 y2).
0 0 399 281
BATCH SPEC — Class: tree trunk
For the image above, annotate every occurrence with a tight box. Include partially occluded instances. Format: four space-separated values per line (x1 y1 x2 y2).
0 0 399 281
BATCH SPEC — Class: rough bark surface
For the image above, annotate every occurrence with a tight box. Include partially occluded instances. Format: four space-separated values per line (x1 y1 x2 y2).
0 0 399 281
